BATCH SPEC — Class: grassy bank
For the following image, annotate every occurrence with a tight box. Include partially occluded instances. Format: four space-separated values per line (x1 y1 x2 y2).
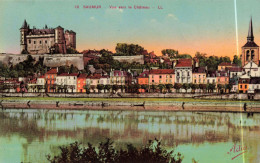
1 97 259 104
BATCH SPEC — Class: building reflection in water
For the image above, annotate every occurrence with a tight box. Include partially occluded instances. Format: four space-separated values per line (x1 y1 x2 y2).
0 109 259 163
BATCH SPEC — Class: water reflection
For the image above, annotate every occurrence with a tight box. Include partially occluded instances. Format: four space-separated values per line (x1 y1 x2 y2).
0 109 259 163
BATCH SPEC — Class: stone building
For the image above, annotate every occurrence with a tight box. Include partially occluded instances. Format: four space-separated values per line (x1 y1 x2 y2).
20 20 76 54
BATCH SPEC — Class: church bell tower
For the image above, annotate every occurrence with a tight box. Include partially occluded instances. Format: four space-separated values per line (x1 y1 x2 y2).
241 17 259 67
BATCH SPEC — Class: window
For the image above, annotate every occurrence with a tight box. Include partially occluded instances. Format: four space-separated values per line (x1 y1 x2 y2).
159 80 162 83
40 41 42 44
152 75 154 78
34 41 36 44
152 80 154 83
194 79 197 83
159 75 162 79
187 72 190 77
177 72 180 77
170 75 172 78
45 40 47 44
245 85 247 89
29 40 31 44
207 79 209 84
240 85 242 89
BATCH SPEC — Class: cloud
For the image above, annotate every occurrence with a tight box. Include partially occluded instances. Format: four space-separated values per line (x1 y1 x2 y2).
119 9 124 13
90 16 95 20
167 13 178 20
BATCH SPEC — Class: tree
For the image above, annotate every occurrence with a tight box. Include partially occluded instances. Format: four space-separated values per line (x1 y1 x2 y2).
104 85 112 93
225 84 232 93
174 83 182 93
112 85 119 93
133 84 141 93
115 43 144 56
189 83 196 93
182 83 190 93
83 85 90 94
161 49 178 58
97 84 104 93
217 84 224 93
233 55 242 67
199 84 207 93
66 47 79 54
165 84 173 93
158 84 166 93
141 84 149 93
150 84 158 93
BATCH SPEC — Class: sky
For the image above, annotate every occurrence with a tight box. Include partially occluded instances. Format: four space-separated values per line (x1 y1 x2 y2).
1 0 260 58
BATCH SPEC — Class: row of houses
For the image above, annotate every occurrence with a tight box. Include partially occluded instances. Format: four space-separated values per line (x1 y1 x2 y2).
1 58 260 94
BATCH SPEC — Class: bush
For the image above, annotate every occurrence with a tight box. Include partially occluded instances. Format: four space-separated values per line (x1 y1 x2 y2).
47 138 183 163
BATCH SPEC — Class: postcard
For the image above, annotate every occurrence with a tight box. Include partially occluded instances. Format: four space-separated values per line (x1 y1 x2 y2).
0 0 259 162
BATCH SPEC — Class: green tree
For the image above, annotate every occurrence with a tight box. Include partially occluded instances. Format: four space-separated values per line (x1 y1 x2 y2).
165 84 173 93
112 85 119 93
47 139 183 163
115 43 144 56
97 84 104 93
161 49 178 58
150 84 158 93
174 83 182 93
217 84 224 93
233 55 242 66
158 84 166 93
104 85 112 93
182 83 190 93
141 84 149 93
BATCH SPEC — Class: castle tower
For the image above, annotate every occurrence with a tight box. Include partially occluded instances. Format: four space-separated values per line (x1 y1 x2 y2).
65 30 76 50
55 26 67 54
20 19 29 53
241 17 259 67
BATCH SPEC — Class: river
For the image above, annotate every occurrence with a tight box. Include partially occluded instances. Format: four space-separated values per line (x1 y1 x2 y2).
0 109 259 163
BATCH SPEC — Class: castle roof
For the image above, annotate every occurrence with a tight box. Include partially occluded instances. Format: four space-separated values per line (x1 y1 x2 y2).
21 19 28 29
29 29 55 35
56 26 64 30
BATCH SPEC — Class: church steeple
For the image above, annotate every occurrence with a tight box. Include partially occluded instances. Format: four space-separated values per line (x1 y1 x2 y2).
247 17 254 42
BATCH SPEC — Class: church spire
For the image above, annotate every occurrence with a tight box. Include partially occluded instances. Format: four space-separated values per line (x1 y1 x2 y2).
247 17 254 42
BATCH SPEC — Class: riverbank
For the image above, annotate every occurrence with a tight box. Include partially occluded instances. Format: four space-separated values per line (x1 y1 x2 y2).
1 97 260 112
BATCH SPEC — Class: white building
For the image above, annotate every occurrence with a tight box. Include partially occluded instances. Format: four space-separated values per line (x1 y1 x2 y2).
175 59 192 84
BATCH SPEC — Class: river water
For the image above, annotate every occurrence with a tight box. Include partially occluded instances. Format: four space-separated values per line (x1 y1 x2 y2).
0 109 259 163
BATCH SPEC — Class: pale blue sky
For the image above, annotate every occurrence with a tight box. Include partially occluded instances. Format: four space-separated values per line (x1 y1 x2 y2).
1 0 260 57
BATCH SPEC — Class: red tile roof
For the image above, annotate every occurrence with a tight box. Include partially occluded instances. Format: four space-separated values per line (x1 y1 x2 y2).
218 62 234 66
58 73 69 76
67 73 78 76
175 59 192 67
226 67 242 72
137 71 149 78
46 68 57 74
87 74 102 79
38 75 45 78
78 74 88 79
149 69 175 74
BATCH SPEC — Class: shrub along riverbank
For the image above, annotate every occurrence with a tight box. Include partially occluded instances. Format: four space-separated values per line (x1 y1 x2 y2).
47 139 183 163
